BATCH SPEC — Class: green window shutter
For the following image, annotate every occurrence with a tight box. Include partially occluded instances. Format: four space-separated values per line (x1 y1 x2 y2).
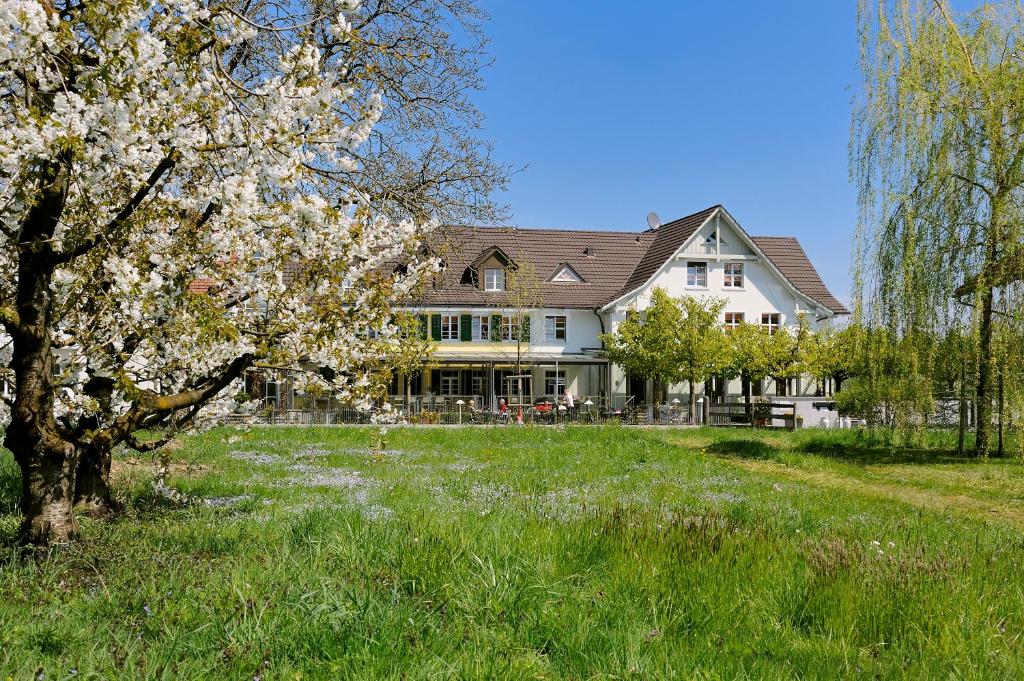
490 314 502 342
520 315 531 341
460 314 472 342
418 314 428 340
431 314 442 341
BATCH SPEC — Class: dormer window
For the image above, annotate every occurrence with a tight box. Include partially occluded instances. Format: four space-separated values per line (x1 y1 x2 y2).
551 264 583 283
484 267 505 292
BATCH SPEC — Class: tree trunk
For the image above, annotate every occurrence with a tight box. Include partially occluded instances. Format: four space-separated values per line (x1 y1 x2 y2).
5 153 76 544
8 435 79 545
688 382 696 425
957 354 968 457
74 442 117 517
997 356 1005 458
975 284 995 456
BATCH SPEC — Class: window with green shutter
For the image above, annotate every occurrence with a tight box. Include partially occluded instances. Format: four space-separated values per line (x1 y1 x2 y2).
431 314 442 341
490 314 502 342
520 315 531 341
460 314 472 341
418 314 428 340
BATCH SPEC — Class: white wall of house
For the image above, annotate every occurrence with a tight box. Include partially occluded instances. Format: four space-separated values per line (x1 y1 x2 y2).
409 306 604 355
600 210 840 404
611 214 832 332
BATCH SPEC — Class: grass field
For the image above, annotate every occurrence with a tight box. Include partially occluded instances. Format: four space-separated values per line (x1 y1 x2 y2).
1 426 1024 679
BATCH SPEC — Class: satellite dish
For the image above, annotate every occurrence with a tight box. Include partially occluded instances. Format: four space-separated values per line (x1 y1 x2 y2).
646 211 661 231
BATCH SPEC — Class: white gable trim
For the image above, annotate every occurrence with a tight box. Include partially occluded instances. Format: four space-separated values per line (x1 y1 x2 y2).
599 209 718 311
601 206 835 318
550 263 584 283
700 208 832 317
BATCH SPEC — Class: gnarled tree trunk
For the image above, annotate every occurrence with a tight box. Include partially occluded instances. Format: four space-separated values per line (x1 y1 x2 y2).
5 153 77 544
9 437 79 544
74 442 116 517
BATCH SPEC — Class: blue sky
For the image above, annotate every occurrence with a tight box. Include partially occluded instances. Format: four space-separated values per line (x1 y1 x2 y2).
474 1 862 303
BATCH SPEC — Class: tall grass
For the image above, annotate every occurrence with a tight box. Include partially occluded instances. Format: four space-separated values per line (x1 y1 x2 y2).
0 426 1022 678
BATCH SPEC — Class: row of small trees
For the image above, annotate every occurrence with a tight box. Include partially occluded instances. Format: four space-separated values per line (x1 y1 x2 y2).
599 289 853 421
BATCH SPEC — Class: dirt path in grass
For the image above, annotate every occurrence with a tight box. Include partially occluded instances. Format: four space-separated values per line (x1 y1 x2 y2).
724 458 1024 530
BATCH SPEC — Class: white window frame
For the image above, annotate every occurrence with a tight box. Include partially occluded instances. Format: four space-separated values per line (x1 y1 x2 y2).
544 370 566 396
723 262 744 289
544 315 566 341
471 315 490 341
439 370 460 395
440 314 460 341
484 268 505 292
500 315 515 341
686 261 707 288
761 313 781 334
724 312 744 330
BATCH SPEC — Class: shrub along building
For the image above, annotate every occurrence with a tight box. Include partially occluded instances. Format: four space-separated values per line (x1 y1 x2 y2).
391 204 848 411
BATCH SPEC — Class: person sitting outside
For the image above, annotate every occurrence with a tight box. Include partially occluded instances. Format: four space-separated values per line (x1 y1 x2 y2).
496 398 510 423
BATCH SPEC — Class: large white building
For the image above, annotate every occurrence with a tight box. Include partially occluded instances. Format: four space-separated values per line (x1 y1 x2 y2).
393 204 848 410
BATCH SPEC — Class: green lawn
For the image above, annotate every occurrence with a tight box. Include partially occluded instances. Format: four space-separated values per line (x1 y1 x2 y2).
2 426 1024 679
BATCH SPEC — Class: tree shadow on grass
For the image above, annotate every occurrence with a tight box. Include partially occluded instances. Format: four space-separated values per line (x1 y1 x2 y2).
795 434 985 466
704 439 782 461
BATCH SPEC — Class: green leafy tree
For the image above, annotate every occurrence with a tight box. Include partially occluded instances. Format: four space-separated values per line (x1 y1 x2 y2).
601 288 685 406
805 324 863 394
726 320 808 404
854 0 1024 454
676 296 731 422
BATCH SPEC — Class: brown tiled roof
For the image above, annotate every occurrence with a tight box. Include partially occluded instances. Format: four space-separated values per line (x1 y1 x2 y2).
412 226 654 309
409 207 847 314
613 205 720 300
751 236 850 315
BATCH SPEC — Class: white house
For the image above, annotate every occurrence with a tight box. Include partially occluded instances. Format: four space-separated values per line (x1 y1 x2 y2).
385 204 848 411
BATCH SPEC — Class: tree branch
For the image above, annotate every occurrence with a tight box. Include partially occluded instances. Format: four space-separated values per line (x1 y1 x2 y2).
54 154 176 264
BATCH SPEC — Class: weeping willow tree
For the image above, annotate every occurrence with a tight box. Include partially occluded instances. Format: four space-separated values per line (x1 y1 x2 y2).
854 0 1024 455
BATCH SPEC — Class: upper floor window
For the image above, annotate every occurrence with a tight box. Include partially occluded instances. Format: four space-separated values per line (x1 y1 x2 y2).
724 312 744 330
687 261 707 288
724 262 744 288
485 268 505 292
544 315 566 341
761 313 781 334
471 315 490 341
499 315 529 341
501 315 516 341
440 314 460 341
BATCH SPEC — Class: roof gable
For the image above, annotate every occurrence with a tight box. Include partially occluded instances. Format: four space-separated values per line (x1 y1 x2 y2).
750 237 850 315
549 263 585 283
613 205 720 300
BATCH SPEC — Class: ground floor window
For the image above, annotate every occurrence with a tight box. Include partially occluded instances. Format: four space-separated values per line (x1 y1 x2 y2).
724 312 744 330
439 370 460 395
470 370 487 396
544 370 566 396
